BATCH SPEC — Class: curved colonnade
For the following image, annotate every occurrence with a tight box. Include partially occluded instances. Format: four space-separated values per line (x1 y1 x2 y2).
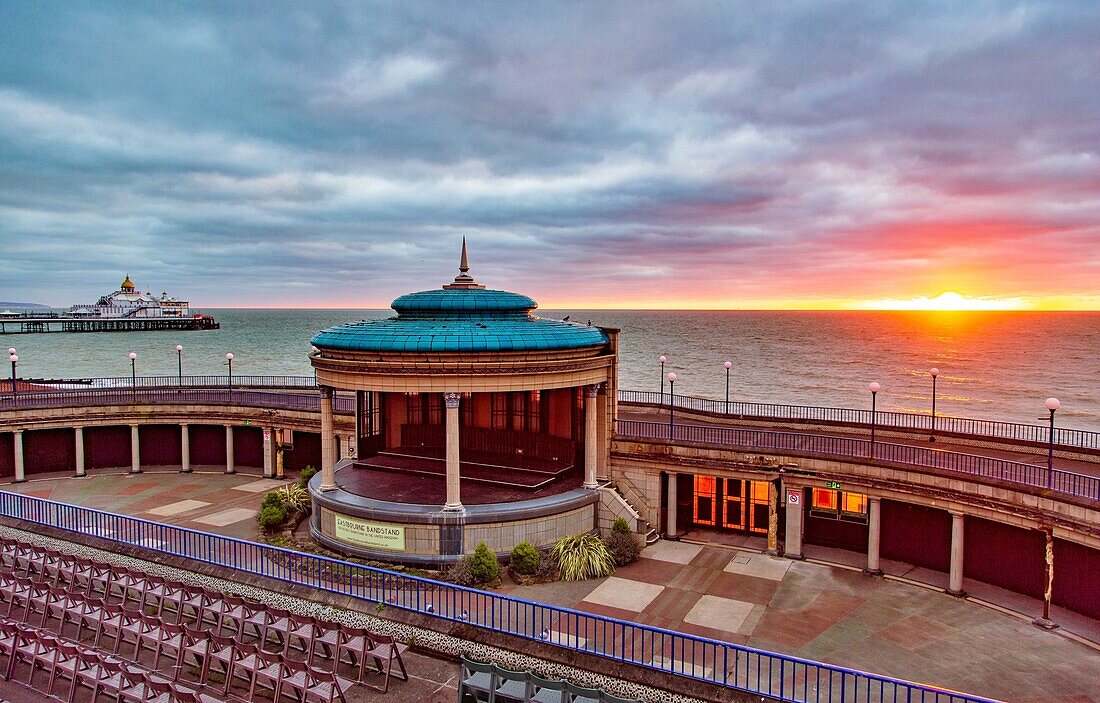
0 387 1098 625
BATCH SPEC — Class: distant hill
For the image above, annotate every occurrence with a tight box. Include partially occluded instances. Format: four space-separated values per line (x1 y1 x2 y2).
0 302 49 308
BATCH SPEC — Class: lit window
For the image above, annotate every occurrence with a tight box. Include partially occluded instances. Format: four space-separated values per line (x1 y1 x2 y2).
842 492 867 516
811 488 837 511
694 475 717 526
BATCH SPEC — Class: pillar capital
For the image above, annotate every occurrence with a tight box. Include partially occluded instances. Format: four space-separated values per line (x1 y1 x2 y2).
319 385 333 399
584 384 601 398
444 392 462 408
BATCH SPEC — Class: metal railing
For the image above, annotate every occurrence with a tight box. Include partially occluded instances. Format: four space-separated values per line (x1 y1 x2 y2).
0 388 355 414
0 491 999 703
24 375 318 389
618 390 1100 451
616 420 1100 501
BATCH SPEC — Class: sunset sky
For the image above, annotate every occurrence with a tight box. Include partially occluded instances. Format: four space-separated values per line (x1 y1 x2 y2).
1 2 1098 310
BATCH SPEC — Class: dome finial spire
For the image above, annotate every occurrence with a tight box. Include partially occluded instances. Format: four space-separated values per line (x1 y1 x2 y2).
443 237 485 289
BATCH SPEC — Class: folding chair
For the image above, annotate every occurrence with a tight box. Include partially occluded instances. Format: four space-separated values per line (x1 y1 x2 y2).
530 672 566 703
599 690 643 703
458 655 494 703
362 632 409 692
565 682 602 703
490 662 532 702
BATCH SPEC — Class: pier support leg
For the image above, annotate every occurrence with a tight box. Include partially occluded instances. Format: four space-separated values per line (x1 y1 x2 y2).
224 425 235 475
865 497 883 575
443 393 463 512
320 387 337 491
13 430 25 483
785 486 803 559
583 385 599 489
665 472 679 540
130 425 142 474
74 426 86 478
947 512 966 596
179 424 190 473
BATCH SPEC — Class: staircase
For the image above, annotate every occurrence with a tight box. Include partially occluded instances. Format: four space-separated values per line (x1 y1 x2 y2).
599 480 661 545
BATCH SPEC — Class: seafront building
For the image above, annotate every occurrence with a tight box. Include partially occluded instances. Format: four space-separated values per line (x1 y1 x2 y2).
0 245 1097 702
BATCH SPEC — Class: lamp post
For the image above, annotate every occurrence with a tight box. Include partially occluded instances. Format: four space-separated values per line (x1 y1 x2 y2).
659 355 667 403
723 360 732 414
929 368 939 442
868 382 880 457
667 373 677 439
176 345 184 386
226 353 234 391
8 353 17 395
1045 398 1060 489
128 353 137 389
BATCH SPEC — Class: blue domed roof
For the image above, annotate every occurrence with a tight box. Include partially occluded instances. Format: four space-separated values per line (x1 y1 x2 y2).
312 247 608 354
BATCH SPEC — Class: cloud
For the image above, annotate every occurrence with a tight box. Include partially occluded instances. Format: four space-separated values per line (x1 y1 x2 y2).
0 1 1097 308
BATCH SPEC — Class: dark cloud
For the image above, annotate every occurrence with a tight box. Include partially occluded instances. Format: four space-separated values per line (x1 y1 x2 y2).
0 1 1098 307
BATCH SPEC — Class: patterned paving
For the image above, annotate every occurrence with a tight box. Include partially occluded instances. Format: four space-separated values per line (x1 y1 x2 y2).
3 471 1099 702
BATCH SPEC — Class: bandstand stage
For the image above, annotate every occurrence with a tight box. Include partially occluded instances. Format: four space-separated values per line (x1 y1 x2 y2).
308 242 618 566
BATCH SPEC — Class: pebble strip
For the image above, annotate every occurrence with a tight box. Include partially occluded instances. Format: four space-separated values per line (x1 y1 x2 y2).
0 523 735 703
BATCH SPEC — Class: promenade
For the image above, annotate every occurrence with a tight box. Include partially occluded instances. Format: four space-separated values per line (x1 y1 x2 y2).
2 470 1098 702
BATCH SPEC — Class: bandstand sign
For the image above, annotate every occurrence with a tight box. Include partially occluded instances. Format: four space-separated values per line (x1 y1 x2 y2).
333 514 406 551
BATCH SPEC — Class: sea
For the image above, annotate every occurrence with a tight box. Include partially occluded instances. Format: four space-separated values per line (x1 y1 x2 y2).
5 309 1099 432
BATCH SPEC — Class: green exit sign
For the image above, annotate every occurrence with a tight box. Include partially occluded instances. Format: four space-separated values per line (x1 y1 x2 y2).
825 481 841 489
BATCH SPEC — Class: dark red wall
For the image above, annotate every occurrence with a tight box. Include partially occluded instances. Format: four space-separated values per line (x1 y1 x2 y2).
963 517 1045 599
139 425 182 467
85 426 132 470
881 500 951 572
24 429 74 475
0 433 15 478
803 497 869 552
190 425 227 466
1053 538 1100 620
234 426 263 468
284 431 321 472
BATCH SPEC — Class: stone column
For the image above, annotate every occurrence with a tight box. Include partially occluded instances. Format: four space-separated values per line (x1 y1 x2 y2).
583 385 600 489
665 472 679 540
13 430 25 483
785 485 803 558
275 436 285 480
947 512 966 596
443 392 463 511
224 425 236 475
866 497 883 575
767 481 779 555
179 424 190 474
74 426 86 478
130 425 142 474
263 428 274 478
319 386 337 491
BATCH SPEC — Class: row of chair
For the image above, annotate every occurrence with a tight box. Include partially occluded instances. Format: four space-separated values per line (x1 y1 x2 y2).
0 618 224 703
459 655 641 703
0 573 358 702
0 536 409 693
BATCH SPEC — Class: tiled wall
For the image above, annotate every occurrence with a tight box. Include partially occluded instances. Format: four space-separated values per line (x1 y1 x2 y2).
465 505 596 554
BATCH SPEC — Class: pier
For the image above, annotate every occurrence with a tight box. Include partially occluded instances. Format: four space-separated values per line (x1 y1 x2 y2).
0 312 219 334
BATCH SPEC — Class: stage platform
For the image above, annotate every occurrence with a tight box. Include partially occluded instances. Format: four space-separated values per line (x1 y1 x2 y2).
335 448 581 505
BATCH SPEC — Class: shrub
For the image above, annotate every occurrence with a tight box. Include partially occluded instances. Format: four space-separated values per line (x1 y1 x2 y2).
535 551 560 580
260 491 283 511
445 558 476 586
612 517 632 535
551 533 615 581
509 541 540 576
298 466 319 489
257 502 287 532
604 531 640 567
276 484 309 512
468 542 501 584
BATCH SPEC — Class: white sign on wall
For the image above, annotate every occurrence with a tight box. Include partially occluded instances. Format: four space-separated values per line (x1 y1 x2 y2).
786 489 801 506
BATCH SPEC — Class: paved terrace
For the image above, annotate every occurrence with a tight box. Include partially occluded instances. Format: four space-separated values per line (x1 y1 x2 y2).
1 471 1098 702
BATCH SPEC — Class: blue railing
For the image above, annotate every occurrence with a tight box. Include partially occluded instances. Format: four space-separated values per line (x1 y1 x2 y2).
616 420 1100 501
617 390 1100 451
0 491 999 703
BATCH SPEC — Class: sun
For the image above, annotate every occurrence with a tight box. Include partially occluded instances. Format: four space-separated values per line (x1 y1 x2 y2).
857 291 1028 311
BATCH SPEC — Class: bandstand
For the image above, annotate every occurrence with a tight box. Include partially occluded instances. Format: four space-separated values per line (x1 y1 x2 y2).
308 243 618 565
